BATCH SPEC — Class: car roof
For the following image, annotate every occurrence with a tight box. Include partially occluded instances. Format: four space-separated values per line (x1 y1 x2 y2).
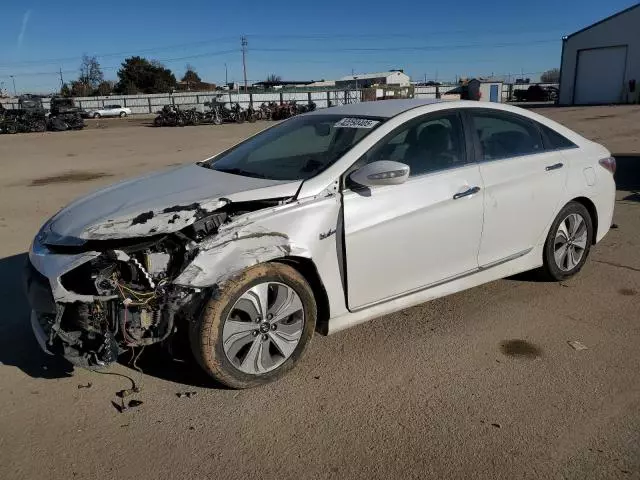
308 98 558 121
307 98 444 118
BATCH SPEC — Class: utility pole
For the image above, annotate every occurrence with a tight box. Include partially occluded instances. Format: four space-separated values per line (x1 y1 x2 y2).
59 67 64 90
241 35 248 92
225 63 228 87
9 75 16 96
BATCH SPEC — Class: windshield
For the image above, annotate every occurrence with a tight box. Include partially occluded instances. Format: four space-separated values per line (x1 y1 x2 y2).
202 114 384 180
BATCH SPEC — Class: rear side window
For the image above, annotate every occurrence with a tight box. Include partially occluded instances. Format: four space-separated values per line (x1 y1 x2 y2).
470 111 543 161
539 123 577 150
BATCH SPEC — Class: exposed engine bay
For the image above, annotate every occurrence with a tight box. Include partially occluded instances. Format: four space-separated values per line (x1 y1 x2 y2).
34 199 284 368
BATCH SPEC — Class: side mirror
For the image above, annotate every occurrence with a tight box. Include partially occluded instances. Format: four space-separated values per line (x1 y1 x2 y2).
349 160 410 187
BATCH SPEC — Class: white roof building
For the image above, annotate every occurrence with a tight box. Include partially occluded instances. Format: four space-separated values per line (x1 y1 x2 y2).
335 71 411 89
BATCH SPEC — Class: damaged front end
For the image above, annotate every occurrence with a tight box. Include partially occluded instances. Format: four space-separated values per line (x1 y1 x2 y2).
25 198 285 368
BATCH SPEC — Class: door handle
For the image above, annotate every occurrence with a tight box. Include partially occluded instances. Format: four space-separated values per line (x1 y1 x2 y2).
453 186 481 200
545 162 564 171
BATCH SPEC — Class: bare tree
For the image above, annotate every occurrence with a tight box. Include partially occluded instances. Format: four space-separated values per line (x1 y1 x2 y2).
79 55 104 91
266 74 282 83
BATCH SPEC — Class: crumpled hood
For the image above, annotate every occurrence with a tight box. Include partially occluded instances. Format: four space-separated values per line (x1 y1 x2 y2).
47 164 300 240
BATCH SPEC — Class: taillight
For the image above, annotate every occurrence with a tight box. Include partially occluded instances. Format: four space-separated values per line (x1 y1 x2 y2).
598 157 616 174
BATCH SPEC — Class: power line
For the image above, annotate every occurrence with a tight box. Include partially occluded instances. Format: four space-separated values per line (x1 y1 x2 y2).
0 28 567 69
253 38 558 53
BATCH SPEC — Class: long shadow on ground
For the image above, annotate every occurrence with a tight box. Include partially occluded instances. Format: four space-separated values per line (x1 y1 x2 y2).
0 253 73 379
614 154 640 190
0 252 219 388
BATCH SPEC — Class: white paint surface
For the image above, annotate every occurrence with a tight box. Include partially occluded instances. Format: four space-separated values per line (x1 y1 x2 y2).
574 46 627 105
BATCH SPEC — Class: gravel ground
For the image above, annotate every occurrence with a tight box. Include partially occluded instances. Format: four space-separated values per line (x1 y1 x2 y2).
0 106 639 480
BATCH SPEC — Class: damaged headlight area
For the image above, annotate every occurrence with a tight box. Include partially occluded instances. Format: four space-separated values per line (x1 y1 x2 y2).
31 201 282 369
41 235 206 367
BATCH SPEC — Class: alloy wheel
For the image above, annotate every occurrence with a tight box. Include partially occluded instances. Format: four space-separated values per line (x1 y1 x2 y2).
554 213 588 271
222 282 305 375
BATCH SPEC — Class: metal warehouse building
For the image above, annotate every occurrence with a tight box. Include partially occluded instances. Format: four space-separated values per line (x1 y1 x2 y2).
559 3 640 105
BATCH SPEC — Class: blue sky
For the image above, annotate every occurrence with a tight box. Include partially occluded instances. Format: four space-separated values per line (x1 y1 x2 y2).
0 0 636 93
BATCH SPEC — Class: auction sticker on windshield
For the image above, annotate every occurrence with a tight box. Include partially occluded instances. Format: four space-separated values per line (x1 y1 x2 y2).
334 118 380 129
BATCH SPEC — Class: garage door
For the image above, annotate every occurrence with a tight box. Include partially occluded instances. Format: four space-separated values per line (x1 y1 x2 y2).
574 46 627 105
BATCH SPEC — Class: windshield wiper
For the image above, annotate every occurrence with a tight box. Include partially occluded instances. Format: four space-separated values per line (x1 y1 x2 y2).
214 167 269 179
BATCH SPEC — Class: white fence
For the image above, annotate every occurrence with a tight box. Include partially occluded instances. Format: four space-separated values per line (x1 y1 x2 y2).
0 83 558 113
0 89 364 114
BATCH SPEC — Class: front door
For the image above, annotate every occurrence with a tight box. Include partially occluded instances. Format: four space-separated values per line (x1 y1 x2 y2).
343 111 484 310
490 84 499 103
468 109 567 267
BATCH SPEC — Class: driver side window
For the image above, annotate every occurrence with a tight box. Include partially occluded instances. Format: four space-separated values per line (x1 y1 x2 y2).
365 112 467 177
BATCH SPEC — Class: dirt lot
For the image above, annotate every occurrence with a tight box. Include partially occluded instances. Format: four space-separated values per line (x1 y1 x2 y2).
1 106 639 480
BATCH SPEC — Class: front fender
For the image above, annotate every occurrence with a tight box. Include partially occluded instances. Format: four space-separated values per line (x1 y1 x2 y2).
172 191 349 319
174 226 309 287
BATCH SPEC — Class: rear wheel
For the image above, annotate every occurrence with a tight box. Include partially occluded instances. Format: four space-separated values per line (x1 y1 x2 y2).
119 111 127 118
190 263 316 389
93 113 101 119
540 201 593 281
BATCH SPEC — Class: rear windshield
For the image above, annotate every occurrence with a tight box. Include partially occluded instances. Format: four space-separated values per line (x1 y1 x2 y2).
201 114 384 181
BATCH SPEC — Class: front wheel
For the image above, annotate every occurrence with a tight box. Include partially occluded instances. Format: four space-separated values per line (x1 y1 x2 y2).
190 263 317 389
119 111 127 118
93 113 101 119
540 201 593 281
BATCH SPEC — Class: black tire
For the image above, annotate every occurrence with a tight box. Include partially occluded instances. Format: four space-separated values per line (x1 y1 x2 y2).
119 111 127 118
6 122 18 134
93 113 101 119
31 120 47 132
540 201 593 281
190 263 317 389
213 114 222 125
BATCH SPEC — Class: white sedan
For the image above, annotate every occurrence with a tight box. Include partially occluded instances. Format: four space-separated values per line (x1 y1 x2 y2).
87 104 131 118
25 99 615 388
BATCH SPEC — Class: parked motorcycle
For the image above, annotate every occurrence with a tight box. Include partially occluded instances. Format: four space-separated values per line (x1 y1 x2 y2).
154 105 185 127
203 102 223 125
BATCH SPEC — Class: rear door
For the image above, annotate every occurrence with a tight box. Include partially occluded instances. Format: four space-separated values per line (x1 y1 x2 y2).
468 109 567 267
343 111 484 309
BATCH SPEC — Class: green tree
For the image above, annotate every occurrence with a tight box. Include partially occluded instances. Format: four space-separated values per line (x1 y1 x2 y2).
115 56 177 94
60 83 72 97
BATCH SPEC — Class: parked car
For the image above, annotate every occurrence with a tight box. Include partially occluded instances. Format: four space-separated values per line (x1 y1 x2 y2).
86 104 131 118
25 99 615 389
